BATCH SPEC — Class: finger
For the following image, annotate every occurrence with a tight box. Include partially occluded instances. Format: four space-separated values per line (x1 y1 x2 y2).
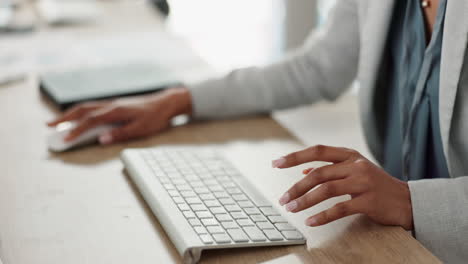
272 145 358 169
64 109 121 141
284 177 366 213
47 103 101 126
279 163 352 205
305 197 365 226
302 168 315 175
99 121 155 144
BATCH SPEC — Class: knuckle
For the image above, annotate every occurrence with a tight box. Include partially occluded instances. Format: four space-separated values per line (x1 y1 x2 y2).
286 152 298 163
310 144 326 157
320 182 336 197
112 105 125 113
312 167 326 182
334 202 349 216
303 194 314 207
289 183 301 196
345 148 361 158
84 113 99 124
355 159 371 172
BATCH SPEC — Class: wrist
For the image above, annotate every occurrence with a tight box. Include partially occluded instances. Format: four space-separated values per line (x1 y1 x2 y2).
155 86 193 116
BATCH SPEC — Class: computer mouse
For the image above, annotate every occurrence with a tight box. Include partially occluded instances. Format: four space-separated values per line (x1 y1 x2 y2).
47 121 115 152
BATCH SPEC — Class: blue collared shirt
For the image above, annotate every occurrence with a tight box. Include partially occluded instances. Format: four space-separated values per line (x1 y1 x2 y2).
381 0 450 180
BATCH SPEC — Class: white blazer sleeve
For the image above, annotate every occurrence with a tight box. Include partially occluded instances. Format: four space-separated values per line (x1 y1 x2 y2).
188 0 360 119
409 177 468 263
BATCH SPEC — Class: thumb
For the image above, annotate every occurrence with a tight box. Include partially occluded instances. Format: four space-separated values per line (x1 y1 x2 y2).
98 122 141 145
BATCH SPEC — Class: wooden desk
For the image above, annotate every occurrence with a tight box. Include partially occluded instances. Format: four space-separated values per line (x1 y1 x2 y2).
0 2 440 264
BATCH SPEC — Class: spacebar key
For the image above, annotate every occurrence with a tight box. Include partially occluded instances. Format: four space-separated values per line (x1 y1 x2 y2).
233 177 270 206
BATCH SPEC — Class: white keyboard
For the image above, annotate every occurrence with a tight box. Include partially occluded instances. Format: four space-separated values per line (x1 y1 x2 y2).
121 147 306 263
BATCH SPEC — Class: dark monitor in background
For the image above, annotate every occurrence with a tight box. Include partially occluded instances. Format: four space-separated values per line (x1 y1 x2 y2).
150 0 170 16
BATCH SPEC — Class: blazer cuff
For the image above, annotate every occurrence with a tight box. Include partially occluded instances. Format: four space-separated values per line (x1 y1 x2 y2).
188 79 223 119
408 178 466 261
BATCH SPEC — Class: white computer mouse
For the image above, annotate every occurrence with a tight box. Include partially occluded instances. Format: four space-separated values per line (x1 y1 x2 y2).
47 121 115 152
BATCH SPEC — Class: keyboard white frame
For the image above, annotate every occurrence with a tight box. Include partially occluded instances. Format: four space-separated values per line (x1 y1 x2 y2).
121 147 306 264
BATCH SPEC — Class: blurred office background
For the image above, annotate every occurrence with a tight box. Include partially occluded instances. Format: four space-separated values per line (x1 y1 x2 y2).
167 0 336 72
1 0 336 81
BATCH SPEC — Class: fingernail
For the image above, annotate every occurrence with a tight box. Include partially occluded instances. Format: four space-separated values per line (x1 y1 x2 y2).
302 168 315 175
306 217 318 226
272 157 286 168
279 192 290 206
99 133 113 145
285 200 298 212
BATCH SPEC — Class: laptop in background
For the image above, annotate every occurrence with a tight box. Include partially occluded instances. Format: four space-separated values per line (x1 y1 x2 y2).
40 62 181 110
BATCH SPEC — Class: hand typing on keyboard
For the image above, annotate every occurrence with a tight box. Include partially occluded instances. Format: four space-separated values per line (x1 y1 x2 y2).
138 148 305 245
273 145 414 231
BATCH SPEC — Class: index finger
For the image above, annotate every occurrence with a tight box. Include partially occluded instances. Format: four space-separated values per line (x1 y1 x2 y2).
47 103 101 127
272 145 357 169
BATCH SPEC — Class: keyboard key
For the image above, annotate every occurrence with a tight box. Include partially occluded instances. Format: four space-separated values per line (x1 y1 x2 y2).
194 226 207 235
183 211 196 219
163 183 175 190
221 182 236 188
173 197 185 204
217 176 231 182
237 219 255 227
189 181 204 188
212 233 231 244
244 207 261 215
189 218 202 226
213 191 229 198
215 214 232 222
200 193 216 201
196 211 213 219
176 184 192 191
219 198 235 205
193 187 210 194
275 223 296 231
226 187 242 194
172 178 186 185
200 234 213 244
185 175 200 181
250 214 267 222
190 204 208 211
209 207 226 214
225 205 242 212
227 228 249 242
231 212 248 219
268 216 287 223
180 190 196 198
264 229 284 241
167 190 180 197
203 179 218 186
221 182 237 188
237 201 254 208
243 226 267 242
186 197 202 204
205 200 221 207
234 178 271 206
221 221 238 229
178 203 190 211
158 177 171 184
232 194 249 201
256 221 274 230
259 207 280 216
282 231 304 240
207 226 225 234
201 218 219 226
209 185 224 192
